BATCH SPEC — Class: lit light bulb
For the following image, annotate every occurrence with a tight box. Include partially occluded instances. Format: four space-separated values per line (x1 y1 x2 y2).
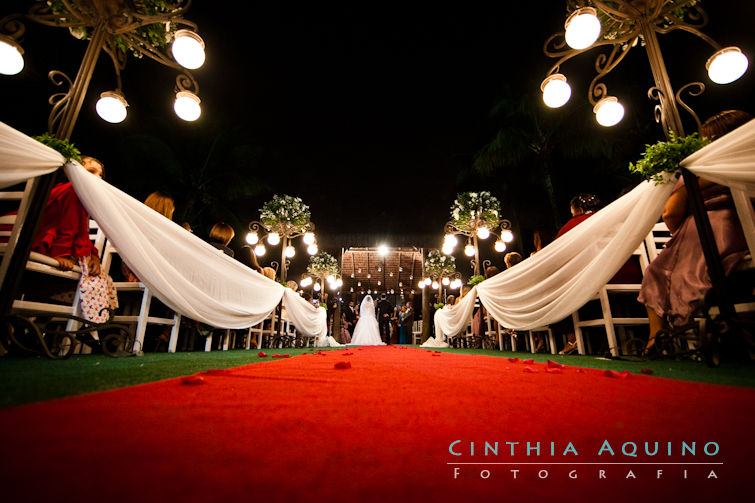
424 278 432 286
246 232 259 245
378 244 389 256
707 46 749 84
444 234 458 247
464 244 476 257
336 278 343 287
594 96 624 127
501 229 514 243
95 91 128 123
174 91 201 121
377 281 382 286
267 232 280 245
254 244 266 256
418 281 425 289
432 281 439 290
442 244 454 255
303 232 315 245
313 283 321 292
307 244 318 255
0 38 24 75
172 30 206 69
564 7 601 50
476 227 490 239
442 277 450 286
494 240 506 252
285 246 295 258
541 73 571 108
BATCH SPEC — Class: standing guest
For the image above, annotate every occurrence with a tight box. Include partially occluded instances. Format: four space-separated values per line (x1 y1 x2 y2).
208 222 235 257
376 293 394 344
343 300 357 336
400 301 414 344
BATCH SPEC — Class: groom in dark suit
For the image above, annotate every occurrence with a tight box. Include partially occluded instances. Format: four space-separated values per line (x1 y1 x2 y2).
343 300 357 336
377 294 394 344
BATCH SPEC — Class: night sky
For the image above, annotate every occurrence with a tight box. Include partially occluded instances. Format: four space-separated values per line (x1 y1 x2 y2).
2 0 754 280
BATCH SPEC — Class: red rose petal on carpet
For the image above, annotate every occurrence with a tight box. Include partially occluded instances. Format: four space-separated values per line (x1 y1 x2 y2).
604 370 631 379
342 352 353 356
272 354 290 358
522 359 534 365
523 366 538 373
547 360 564 368
641 368 654 374
257 352 267 357
180 375 205 385
334 361 352 369
507 357 519 363
546 368 563 374
432 354 441 357
577 368 585 373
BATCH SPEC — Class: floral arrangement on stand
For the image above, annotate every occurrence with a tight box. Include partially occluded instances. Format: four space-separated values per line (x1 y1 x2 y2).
468 275 485 286
449 191 501 230
307 251 339 277
260 194 312 231
424 250 456 276
629 132 709 184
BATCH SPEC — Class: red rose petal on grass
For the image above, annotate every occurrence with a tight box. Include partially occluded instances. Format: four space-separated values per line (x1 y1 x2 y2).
202 369 231 376
641 368 654 375
181 375 205 385
507 357 519 363
334 361 352 369
546 368 563 374
257 352 267 357
547 360 564 369
604 370 631 379
523 366 538 373
522 359 535 365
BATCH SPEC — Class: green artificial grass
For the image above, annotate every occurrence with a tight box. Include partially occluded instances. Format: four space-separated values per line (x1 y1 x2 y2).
1 346 754 408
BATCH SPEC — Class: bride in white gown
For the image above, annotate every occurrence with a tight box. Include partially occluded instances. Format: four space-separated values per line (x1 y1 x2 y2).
349 295 385 345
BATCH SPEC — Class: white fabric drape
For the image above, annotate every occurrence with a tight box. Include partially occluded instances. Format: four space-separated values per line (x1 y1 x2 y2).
0 123 63 189
434 119 755 336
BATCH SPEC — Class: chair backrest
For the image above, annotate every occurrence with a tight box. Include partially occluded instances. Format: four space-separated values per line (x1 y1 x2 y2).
644 221 671 263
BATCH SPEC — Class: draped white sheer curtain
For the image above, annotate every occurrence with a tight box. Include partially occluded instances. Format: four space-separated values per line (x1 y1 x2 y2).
434 119 755 339
0 121 327 337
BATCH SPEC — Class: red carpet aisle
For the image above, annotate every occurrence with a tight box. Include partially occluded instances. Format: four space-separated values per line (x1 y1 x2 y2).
1 346 753 502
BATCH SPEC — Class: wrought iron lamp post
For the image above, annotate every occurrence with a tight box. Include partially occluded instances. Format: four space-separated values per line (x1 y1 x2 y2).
540 0 750 355
0 0 205 317
443 217 513 277
246 220 316 283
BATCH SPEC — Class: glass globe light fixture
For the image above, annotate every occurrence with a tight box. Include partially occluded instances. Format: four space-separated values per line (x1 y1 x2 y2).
476 226 490 239
0 37 24 75
494 240 506 252
313 283 321 292
303 232 316 245
377 281 382 286
442 277 450 286
327 275 335 283
432 281 439 290
418 280 425 289
594 96 624 127
706 47 749 84
95 91 128 123
307 244 318 255
442 244 454 255
174 91 201 121
171 29 206 69
300 277 312 287
285 246 295 258
336 278 343 287
378 244 389 256
501 229 514 243
246 232 259 245
564 7 601 50
254 244 266 256
443 234 458 247
541 73 571 108
464 244 476 257
267 232 280 245
424 277 432 286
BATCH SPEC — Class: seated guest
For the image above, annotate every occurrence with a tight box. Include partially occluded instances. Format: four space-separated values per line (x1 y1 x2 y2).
122 191 175 282
504 252 522 268
639 109 753 354
27 156 104 274
208 222 235 257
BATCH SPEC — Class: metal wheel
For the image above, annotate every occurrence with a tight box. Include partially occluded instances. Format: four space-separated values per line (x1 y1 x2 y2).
43 331 75 359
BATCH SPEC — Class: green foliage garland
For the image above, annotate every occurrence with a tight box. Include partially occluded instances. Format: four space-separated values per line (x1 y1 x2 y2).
32 133 81 162
628 132 709 184
468 275 485 286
